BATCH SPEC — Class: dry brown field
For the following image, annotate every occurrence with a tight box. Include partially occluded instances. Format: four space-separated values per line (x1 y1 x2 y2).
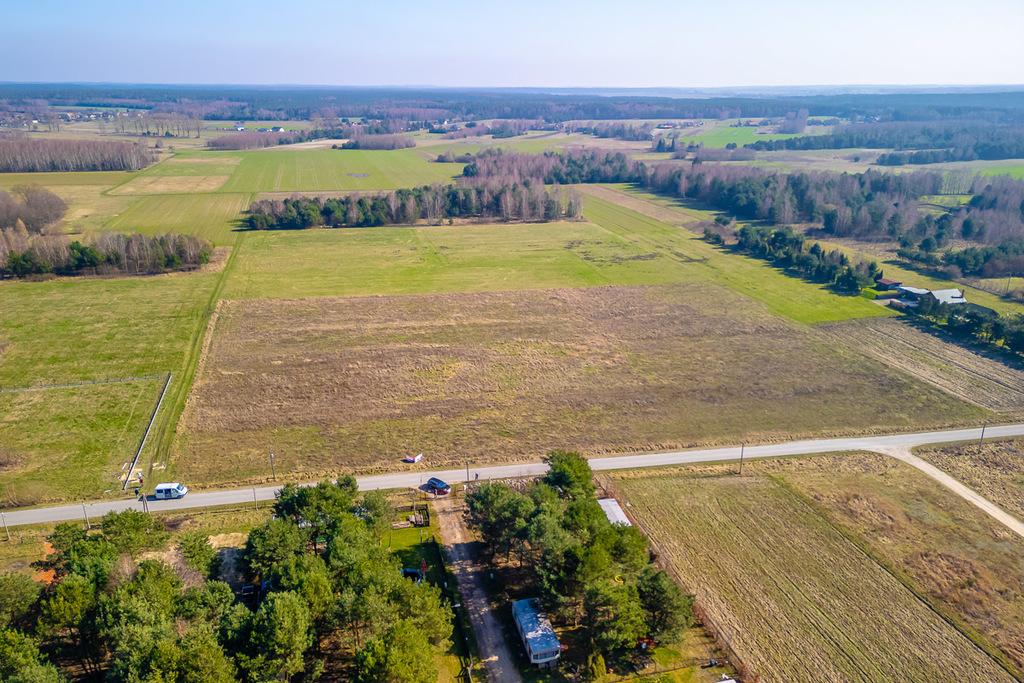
820 318 1024 413
174 283 977 486
610 453 1024 682
108 174 230 195
917 439 1024 520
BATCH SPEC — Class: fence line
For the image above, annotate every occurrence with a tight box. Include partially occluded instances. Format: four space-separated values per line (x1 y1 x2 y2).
122 373 173 491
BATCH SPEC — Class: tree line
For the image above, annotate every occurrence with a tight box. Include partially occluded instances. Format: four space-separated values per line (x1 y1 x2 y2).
0 185 67 233
339 134 415 150
10 83 1024 124
466 452 693 677
726 225 879 293
0 138 154 172
909 295 1024 356
562 121 654 141
747 121 1024 164
0 480 454 682
465 149 1024 269
246 182 581 230
0 229 211 279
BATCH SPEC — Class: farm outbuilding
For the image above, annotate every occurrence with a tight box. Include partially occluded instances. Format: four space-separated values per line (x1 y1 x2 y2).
512 599 561 667
598 498 632 526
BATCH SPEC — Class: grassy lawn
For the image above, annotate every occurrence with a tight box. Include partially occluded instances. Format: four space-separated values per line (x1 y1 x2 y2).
221 219 685 300
0 270 221 504
612 456 1020 683
388 505 476 683
105 192 251 245
585 188 897 325
218 147 463 193
674 120 821 148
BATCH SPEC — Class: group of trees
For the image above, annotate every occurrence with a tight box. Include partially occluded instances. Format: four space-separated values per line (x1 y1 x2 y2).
0 138 154 172
728 225 879 293
340 134 415 150
0 480 454 682
563 121 654 141
0 229 211 279
940 239 1024 277
466 452 693 676
246 181 581 230
464 149 1024 267
910 296 1024 355
0 185 67 233
444 119 541 139
748 121 1024 164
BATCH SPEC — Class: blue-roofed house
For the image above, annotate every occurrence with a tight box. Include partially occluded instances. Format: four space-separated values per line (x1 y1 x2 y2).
511 598 561 667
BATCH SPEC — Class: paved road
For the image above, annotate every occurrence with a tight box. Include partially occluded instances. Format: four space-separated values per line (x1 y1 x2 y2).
4 422 1023 528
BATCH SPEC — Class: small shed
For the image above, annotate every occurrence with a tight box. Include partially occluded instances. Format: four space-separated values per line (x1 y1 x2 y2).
512 599 561 667
598 498 632 526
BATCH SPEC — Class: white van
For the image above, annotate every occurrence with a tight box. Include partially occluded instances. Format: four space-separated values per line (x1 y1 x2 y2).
154 482 189 500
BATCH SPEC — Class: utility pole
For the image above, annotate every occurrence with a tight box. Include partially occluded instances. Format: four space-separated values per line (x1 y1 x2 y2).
738 443 745 476
1 511 10 542
82 503 91 530
253 487 259 510
269 452 277 481
979 424 987 446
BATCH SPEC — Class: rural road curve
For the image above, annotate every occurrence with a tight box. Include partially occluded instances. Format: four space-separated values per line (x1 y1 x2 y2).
4 422 1024 530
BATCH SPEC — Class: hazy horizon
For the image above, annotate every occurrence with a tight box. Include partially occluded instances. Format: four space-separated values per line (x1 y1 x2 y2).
4 0 1022 88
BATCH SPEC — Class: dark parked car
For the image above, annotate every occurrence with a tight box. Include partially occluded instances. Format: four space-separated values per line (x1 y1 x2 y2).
425 477 451 495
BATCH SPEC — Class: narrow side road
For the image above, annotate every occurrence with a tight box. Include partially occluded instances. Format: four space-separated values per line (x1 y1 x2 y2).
434 495 523 683
874 446 1024 539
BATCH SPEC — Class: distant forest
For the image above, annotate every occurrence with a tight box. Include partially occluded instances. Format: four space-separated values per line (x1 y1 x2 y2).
4 84 1024 123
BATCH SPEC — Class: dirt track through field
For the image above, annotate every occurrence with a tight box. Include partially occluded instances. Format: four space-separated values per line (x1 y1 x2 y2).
435 496 523 683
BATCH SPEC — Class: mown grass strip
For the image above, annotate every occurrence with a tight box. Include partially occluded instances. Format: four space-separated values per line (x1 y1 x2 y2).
142 233 244 481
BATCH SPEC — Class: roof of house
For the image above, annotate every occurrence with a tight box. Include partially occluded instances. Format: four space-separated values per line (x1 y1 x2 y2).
512 599 560 654
598 498 632 526
897 285 930 296
876 277 902 287
932 288 966 304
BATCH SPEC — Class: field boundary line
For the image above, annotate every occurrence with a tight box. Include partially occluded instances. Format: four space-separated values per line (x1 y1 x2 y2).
595 475 753 681
144 233 243 477
122 372 173 491
0 374 164 394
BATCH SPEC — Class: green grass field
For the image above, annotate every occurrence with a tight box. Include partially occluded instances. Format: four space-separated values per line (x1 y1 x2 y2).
677 123 806 149
105 192 251 245
0 271 221 505
222 192 890 325
219 148 462 192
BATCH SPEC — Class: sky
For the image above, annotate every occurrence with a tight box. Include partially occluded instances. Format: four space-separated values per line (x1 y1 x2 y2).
3 0 1023 88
